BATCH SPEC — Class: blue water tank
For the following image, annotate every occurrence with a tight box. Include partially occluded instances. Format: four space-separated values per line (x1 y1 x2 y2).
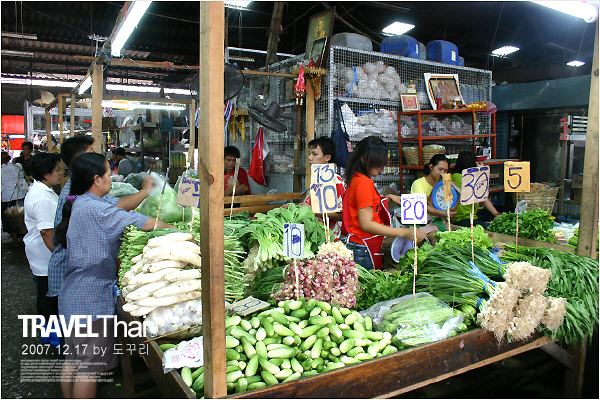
426 40 459 65
380 35 420 58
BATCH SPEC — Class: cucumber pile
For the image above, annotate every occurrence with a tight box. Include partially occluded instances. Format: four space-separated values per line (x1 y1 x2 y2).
185 298 398 396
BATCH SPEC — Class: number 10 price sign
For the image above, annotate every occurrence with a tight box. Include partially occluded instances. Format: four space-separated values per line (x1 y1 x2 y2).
310 164 340 242
283 223 305 299
460 166 490 262
401 194 427 295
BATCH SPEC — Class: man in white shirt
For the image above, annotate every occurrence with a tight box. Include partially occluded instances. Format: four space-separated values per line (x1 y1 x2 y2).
23 152 62 321
1 151 29 245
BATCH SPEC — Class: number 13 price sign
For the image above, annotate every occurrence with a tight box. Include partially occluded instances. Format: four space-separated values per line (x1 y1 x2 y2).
401 194 427 295
283 223 305 299
310 164 340 242
460 166 490 262
504 161 531 253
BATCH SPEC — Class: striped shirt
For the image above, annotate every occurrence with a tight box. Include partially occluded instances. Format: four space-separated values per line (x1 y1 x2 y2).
58 192 148 322
47 179 119 297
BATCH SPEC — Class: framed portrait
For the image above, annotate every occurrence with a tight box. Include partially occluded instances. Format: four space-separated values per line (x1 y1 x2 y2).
304 8 335 67
400 93 420 112
424 73 464 110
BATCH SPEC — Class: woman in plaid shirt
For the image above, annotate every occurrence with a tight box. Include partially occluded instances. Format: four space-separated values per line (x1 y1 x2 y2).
54 152 174 399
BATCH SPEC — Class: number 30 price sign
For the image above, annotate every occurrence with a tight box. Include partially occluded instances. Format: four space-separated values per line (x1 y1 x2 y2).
310 164 340 214
460 166 490 205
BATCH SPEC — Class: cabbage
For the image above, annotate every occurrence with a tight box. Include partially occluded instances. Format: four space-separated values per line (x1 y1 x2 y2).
124 172 146 190
108 182 139 198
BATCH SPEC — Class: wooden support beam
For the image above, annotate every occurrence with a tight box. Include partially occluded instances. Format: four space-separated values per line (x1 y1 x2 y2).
304 78 315 188
74 55 199 70
58 95 64 145
242 70 297 78
199 2 227 398
69 93 75 137
91 62 104 154
576 21 599 259
45 109 52 153
189 99 197 170
293 105 303 192
540 342 573 369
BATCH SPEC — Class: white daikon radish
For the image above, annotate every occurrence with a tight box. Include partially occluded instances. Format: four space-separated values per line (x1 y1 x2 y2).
135 291 202 308
122 270 136 285
131 254 143 264
152 279 202 298
125 280 171 302
146 260 187 273
164 269 201 282
144 247 202 267
144 240 200 255
122 286 131 298
147 232 194 247
130 306 157 317
122 302 139 313
131 260 146 275
127 267 181 286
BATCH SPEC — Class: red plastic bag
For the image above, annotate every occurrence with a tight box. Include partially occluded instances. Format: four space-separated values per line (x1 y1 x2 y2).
248 127 269 185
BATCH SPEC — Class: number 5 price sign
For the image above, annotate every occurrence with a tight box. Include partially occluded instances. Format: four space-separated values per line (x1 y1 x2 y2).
310 164 340 242
460 166 490 262
401 194 427 295
505 162 531 253
283 223 305 299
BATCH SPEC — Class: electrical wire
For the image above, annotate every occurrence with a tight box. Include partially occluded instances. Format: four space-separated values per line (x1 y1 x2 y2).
485 2 506 71
21 3 90 35
335 2 385 43
571 23 589 78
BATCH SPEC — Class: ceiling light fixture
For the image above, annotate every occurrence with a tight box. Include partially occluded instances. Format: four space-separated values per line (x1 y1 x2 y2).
492 46 520 57
1 49 34 57
1 31 37 40
111 1 152 57
382 22 415 36
567 60 586 67
106 84 161 93
78 76 92 95
224 1 252 9
531 1 598 23
101 100 186 111
0 77 78 87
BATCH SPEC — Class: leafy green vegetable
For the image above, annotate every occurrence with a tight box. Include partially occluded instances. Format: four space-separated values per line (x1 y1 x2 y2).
124 173 146 190
435 225 493 249
137 180 192 223
356 265 413 311
109 182 139 198
488 209 557 243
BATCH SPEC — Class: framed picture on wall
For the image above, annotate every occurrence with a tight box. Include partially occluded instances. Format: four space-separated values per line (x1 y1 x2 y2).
424 73 464 110
304 8 335 67
308 37 328 67
400 94 420 112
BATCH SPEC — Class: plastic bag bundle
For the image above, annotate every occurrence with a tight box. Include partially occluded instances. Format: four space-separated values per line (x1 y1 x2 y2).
145 299 203 339
124 172 147 190
137 172 192 223
109 182 139 198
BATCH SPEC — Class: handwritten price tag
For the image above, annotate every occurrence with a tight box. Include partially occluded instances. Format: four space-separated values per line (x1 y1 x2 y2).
442 173 453 202
400 194 428 225
283 223 304 259
227 296 270 316
504 162 530 192
310 164 340 213
460 166 490 205
176 176 201 207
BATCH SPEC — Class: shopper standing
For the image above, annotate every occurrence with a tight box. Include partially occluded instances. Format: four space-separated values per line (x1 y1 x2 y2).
342 136 425 270
23 152 62 321
55 152 174 399
1 151 29 246
13 141 34 181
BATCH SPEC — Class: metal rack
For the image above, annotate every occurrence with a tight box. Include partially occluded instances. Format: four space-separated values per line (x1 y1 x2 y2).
317 45 493 192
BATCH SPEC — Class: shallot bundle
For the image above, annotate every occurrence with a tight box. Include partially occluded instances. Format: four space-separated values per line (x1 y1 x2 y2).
273 241 359 308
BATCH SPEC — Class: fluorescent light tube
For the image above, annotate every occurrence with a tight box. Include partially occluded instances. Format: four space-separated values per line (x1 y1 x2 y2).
78 76 92 95
1 77 78 88
225 1 252 9
1 50 34 57
492 46 520 57
111 1 152 57
531 1 598 23
106 84 161 93
101 100 186 111
567 60 586 67
1 31 37 40
382 22 415 36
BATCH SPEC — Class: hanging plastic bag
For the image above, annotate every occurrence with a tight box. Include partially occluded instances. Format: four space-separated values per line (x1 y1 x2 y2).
136 173 192 223
332 99 352 169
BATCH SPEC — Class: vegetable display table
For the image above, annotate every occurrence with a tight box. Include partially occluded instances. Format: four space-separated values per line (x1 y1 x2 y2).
486 232 575 254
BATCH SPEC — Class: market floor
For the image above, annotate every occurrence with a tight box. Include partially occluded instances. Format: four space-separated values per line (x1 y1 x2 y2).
0 233 161 399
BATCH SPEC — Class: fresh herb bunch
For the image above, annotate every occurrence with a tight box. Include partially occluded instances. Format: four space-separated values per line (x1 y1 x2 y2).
356 265 413 311
488 209 557 243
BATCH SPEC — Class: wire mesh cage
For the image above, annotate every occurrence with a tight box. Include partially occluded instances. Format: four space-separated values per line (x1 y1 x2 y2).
316 45 493 193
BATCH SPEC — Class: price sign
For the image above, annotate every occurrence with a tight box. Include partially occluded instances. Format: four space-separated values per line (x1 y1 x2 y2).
283 223 304 259
400 194 428 225
227 296 270 316
310 164 340 213
460 166 490 205
442 173 453 202
504 162 531 193
515 200 528 215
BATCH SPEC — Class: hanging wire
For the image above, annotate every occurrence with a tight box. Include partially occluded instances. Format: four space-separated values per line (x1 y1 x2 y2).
485 2 506 71
571 23 589 77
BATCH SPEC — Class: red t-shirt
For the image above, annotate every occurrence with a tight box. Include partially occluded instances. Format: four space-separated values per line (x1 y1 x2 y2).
345 172 383 244
224 167 251 195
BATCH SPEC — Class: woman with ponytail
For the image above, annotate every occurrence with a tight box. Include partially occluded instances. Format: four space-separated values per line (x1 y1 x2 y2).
57 152 174 399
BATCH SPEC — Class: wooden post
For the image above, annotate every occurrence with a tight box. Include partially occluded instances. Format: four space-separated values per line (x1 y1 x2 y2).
293 104 303 192
557 113 568 215
199 2 227 398
58 95 64 146
70 93 75 137
563 20 598 400
91 62 104 154
305 78 315 188
189 99 196 170
45 109 52 152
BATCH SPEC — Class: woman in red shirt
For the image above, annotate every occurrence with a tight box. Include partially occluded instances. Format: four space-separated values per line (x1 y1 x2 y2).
342 136 425 270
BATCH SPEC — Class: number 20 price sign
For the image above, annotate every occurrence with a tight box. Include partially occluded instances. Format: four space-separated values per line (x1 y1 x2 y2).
460 166 490 205
310 164 341 214
400 194 428 225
